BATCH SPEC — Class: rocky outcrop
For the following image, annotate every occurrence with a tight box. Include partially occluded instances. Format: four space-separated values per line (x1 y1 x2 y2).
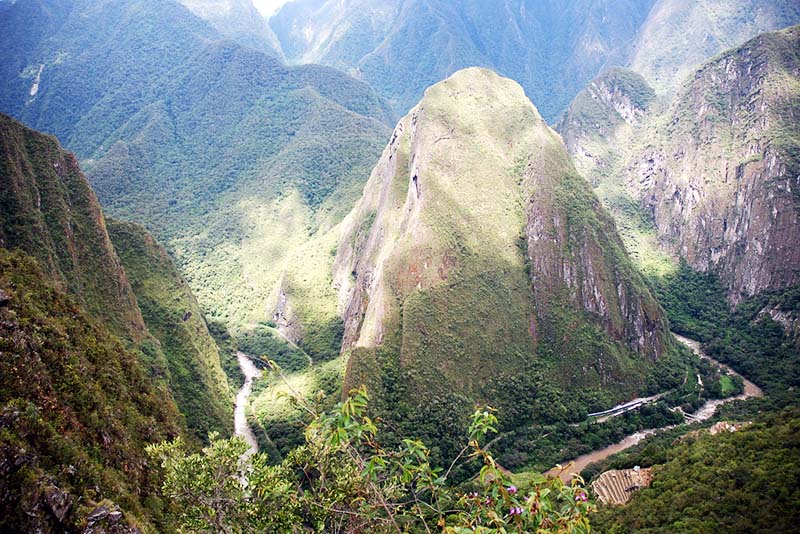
626 26 800 302
560 26 800 302
556 67 655 183
335 68 673 428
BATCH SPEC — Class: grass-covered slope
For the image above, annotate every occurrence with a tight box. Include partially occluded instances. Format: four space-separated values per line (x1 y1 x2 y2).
107 219 234 438
0 249 183 533
333 67 675 460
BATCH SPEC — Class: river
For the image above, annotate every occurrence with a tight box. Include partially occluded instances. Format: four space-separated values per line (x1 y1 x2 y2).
547 334 762 481
234 352 262 456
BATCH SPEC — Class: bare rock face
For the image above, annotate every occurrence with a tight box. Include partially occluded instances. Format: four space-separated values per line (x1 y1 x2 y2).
626 26 800 302
335 68 672 425
559 26 800 303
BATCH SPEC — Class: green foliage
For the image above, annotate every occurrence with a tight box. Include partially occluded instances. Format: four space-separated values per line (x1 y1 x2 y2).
649 262 800 403
0 248 183 532
592 409 800 533
236 326 310 372
107 219 234 440
149 386 594 533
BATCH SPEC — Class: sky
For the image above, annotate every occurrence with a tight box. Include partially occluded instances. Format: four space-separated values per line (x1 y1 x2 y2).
252 0 291 17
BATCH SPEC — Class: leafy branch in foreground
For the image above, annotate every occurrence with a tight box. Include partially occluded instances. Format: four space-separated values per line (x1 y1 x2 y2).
147 360 594 533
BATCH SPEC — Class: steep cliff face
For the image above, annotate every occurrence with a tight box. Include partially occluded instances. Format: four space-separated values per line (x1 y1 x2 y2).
107 219 234 438
0 113 146 341
335 69 672 447
556 67 655 183
628 26 800 302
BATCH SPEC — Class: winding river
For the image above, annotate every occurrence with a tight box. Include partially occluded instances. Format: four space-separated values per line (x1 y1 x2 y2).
234 352 262 456
548 334 763 481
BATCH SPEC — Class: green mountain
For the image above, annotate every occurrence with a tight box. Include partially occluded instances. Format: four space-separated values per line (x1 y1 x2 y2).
332 67 676 460
178 0 283 56
624 0 800 98
0 112 234 438
0 114 191 534
107 219 234 440
269 0 800 121
85 41 391 348
270 0 659 121
0 113 146 342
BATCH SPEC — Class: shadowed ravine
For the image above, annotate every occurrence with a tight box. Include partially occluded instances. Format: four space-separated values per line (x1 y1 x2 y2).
235 352 262 456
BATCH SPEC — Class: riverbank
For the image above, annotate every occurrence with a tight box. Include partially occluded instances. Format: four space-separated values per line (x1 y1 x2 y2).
547 334 762 481
234 352 262 456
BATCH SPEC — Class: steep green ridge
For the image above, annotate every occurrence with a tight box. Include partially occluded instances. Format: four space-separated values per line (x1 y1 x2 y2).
625 0 800 97
0 112 233 440
332 68 675 462
0 0 392 345
0 248 183 533
0 113 145 342
592 409 800 533
107 219 233 438
270 0 658 121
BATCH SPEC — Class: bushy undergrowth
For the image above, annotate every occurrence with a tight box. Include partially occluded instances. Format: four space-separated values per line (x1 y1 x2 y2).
149 383 594 533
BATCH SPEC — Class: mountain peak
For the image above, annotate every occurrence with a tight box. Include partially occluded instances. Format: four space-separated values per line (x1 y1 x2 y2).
334 67 673 457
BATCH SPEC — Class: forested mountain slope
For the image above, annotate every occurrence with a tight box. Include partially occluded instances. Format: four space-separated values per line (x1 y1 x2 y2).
271 0 657 121
270 0 800 121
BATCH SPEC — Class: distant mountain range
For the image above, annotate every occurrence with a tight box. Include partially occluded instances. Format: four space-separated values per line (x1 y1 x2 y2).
269 0 800 120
